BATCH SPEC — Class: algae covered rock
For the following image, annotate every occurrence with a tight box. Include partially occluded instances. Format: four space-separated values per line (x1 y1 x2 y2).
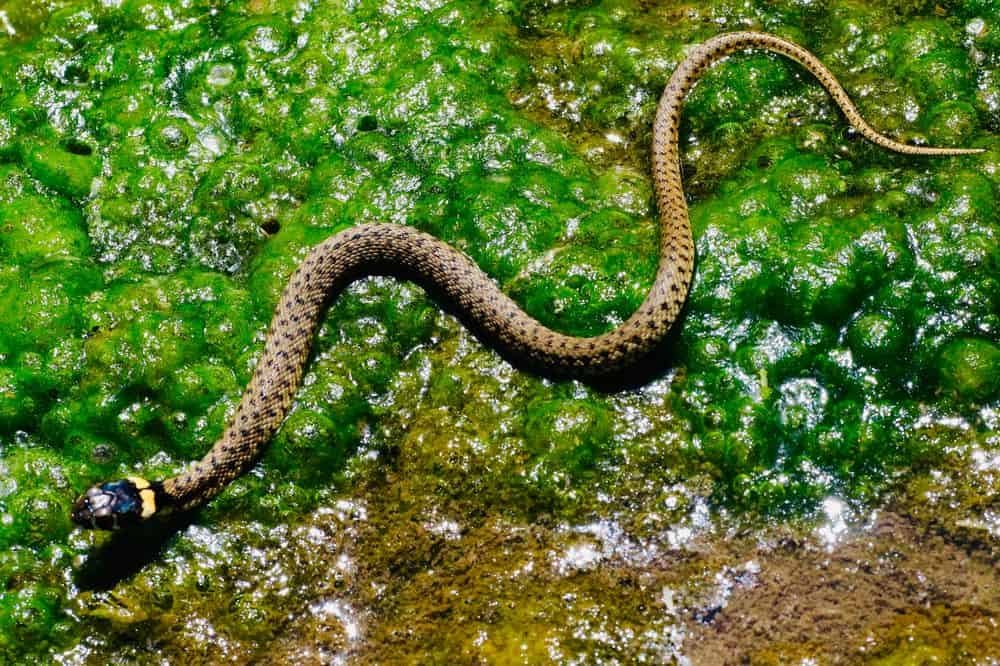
0 0 995 662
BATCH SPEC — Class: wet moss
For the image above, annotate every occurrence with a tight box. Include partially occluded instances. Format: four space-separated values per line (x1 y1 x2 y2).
0 0 996 662
0 194 90 263
939 338 1000 401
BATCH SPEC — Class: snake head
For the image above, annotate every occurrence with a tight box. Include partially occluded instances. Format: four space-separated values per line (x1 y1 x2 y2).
71 477 158 530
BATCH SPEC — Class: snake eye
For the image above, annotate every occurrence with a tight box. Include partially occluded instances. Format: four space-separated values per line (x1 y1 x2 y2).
71 479 145 530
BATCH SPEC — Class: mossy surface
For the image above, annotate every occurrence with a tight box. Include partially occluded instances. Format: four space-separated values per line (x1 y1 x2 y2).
0 0 997 661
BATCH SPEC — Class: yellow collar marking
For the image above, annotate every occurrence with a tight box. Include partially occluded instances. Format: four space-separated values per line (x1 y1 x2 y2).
127 476 157 519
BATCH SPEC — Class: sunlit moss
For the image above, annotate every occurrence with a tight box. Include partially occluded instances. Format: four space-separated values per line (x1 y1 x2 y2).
0 0 996 662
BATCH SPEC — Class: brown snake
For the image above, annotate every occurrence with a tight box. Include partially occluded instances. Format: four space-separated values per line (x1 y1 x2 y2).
71 32 981 529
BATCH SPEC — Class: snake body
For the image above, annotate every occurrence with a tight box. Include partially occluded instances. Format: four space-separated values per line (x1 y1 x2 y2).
71 32 980 529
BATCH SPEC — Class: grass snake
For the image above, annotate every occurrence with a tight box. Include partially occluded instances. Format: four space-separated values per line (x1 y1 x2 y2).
71 32 981 530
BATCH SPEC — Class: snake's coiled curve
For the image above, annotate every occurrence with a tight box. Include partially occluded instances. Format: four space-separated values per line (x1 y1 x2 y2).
71 32 981 528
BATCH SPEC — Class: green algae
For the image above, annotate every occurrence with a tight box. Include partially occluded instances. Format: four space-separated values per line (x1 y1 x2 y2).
0 0 996 662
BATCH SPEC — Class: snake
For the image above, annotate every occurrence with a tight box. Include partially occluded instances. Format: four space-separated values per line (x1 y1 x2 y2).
71 32 981 530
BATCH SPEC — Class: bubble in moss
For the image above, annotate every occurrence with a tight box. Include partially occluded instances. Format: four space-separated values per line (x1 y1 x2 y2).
149 119 194 155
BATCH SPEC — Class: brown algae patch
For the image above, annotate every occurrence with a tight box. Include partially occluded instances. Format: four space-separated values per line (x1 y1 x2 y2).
98 456 993 664
686 513 999 664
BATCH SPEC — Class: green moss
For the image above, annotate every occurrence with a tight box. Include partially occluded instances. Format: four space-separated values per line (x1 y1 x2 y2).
927 100 979 145
0 264 96 353
0 0 996 662
0 194 90 263
524 395 614 478
23 143 98 199
901 48 977 104
160 362 240 413
939 338 1000 400
848 313 909 367
0 367 35 431
271 408 350 482
0 584 64 650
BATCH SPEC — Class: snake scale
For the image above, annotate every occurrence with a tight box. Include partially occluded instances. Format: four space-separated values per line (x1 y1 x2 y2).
71 32 981 530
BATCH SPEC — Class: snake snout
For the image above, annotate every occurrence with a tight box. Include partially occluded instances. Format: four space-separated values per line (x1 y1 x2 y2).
71 480 145 530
